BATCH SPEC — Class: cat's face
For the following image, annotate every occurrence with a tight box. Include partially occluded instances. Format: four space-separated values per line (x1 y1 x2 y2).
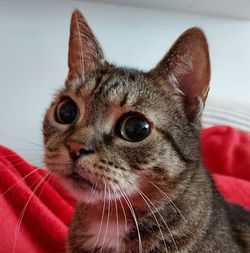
43 10 210 209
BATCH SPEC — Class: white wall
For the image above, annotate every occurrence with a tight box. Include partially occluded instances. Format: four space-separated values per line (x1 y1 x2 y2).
0 0 250 164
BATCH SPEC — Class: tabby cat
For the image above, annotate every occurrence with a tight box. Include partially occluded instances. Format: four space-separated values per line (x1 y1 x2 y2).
43 9 250 253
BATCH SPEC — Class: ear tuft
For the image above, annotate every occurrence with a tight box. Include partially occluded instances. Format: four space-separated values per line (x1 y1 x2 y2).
150 27 210 121
67 9 105 81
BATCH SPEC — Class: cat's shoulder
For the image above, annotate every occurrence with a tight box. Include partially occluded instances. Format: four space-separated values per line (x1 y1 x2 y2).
226 203 250 251
227 202 250 224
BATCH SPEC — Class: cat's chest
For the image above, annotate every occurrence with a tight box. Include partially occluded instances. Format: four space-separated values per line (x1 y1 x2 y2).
84 219 128 252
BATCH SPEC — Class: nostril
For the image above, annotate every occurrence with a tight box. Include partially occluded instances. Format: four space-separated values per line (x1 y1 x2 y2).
79 148 94 156
70 151 78 162
69 148 94 162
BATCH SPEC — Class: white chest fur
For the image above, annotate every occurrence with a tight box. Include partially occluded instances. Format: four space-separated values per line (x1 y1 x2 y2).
84 218 128 253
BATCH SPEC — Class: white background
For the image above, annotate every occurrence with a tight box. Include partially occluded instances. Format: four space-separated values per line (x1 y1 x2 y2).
0 0 249 164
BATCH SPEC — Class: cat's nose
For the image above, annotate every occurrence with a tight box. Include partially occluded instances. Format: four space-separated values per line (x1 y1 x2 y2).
65 141 95 161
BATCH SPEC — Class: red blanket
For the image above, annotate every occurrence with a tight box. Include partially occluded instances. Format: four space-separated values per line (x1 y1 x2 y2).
0 126 250 253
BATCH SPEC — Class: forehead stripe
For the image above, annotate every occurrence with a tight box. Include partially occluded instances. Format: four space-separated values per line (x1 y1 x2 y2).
90 75 104 96
156 128 192 164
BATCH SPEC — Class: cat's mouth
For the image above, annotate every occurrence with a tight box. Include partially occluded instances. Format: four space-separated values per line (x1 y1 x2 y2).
67 171 95 189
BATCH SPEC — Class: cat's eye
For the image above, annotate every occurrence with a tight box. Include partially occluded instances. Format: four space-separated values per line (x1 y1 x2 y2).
119 115 150 142
55 98 78 124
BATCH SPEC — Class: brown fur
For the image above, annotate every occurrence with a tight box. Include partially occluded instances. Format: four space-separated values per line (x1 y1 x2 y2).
43 9 250 253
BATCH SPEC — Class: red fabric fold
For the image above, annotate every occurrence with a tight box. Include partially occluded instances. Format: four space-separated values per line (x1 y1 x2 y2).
201 126 250 210
0 125 249 252
0 146 75 253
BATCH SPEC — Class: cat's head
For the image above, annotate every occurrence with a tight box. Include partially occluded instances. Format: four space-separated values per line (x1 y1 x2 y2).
43 10 210 208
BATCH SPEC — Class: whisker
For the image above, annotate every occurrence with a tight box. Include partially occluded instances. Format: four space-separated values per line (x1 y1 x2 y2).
118 195 128 232
99 186 111 253
1 167 42 197
113 188 119 253
110 182 128 231
126 169 186 224
91 180 107 253
0 132 44 148
6 175 44 213
12 172 50 253
0 153 42 159
45 161 73 167
80 180 99 211
116 185 142 253
37 173 53 199
148 183 196 243
3 155 41 165
134 186 178 253
9 148 43 152
149 182 186 223
1 157 43 176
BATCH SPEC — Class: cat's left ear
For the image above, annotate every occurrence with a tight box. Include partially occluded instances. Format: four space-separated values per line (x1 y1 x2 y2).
150 28 210 121
67 9 105 81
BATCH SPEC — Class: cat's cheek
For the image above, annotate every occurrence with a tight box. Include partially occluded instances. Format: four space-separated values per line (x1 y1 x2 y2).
43 145 72 170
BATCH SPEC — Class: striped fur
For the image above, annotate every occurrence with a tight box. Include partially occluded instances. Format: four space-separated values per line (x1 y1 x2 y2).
43 10 250 253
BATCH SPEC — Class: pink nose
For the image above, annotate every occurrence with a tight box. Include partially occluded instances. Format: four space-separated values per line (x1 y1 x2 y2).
65 141 94 161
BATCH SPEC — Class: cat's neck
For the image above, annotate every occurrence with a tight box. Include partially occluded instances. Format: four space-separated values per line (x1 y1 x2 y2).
128 164 215 252
69 164 217 253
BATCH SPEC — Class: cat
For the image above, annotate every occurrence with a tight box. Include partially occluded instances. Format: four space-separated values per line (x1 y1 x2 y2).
43 9 250 253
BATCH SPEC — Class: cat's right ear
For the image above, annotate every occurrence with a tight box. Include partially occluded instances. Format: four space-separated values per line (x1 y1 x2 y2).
67 9 105 81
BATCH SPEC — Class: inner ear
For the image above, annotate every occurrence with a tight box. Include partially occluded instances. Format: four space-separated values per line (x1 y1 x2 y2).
150 28 210 121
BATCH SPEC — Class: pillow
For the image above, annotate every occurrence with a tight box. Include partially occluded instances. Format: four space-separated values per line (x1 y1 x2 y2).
203 97 250 133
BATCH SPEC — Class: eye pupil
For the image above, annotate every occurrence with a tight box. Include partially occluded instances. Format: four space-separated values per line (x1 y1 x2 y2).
121 115 150 142
56 99 78 124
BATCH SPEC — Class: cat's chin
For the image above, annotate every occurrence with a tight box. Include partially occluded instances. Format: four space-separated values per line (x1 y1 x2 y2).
67 171 95 189
59 171 101 202
55 173 135 205
57 174 100 203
